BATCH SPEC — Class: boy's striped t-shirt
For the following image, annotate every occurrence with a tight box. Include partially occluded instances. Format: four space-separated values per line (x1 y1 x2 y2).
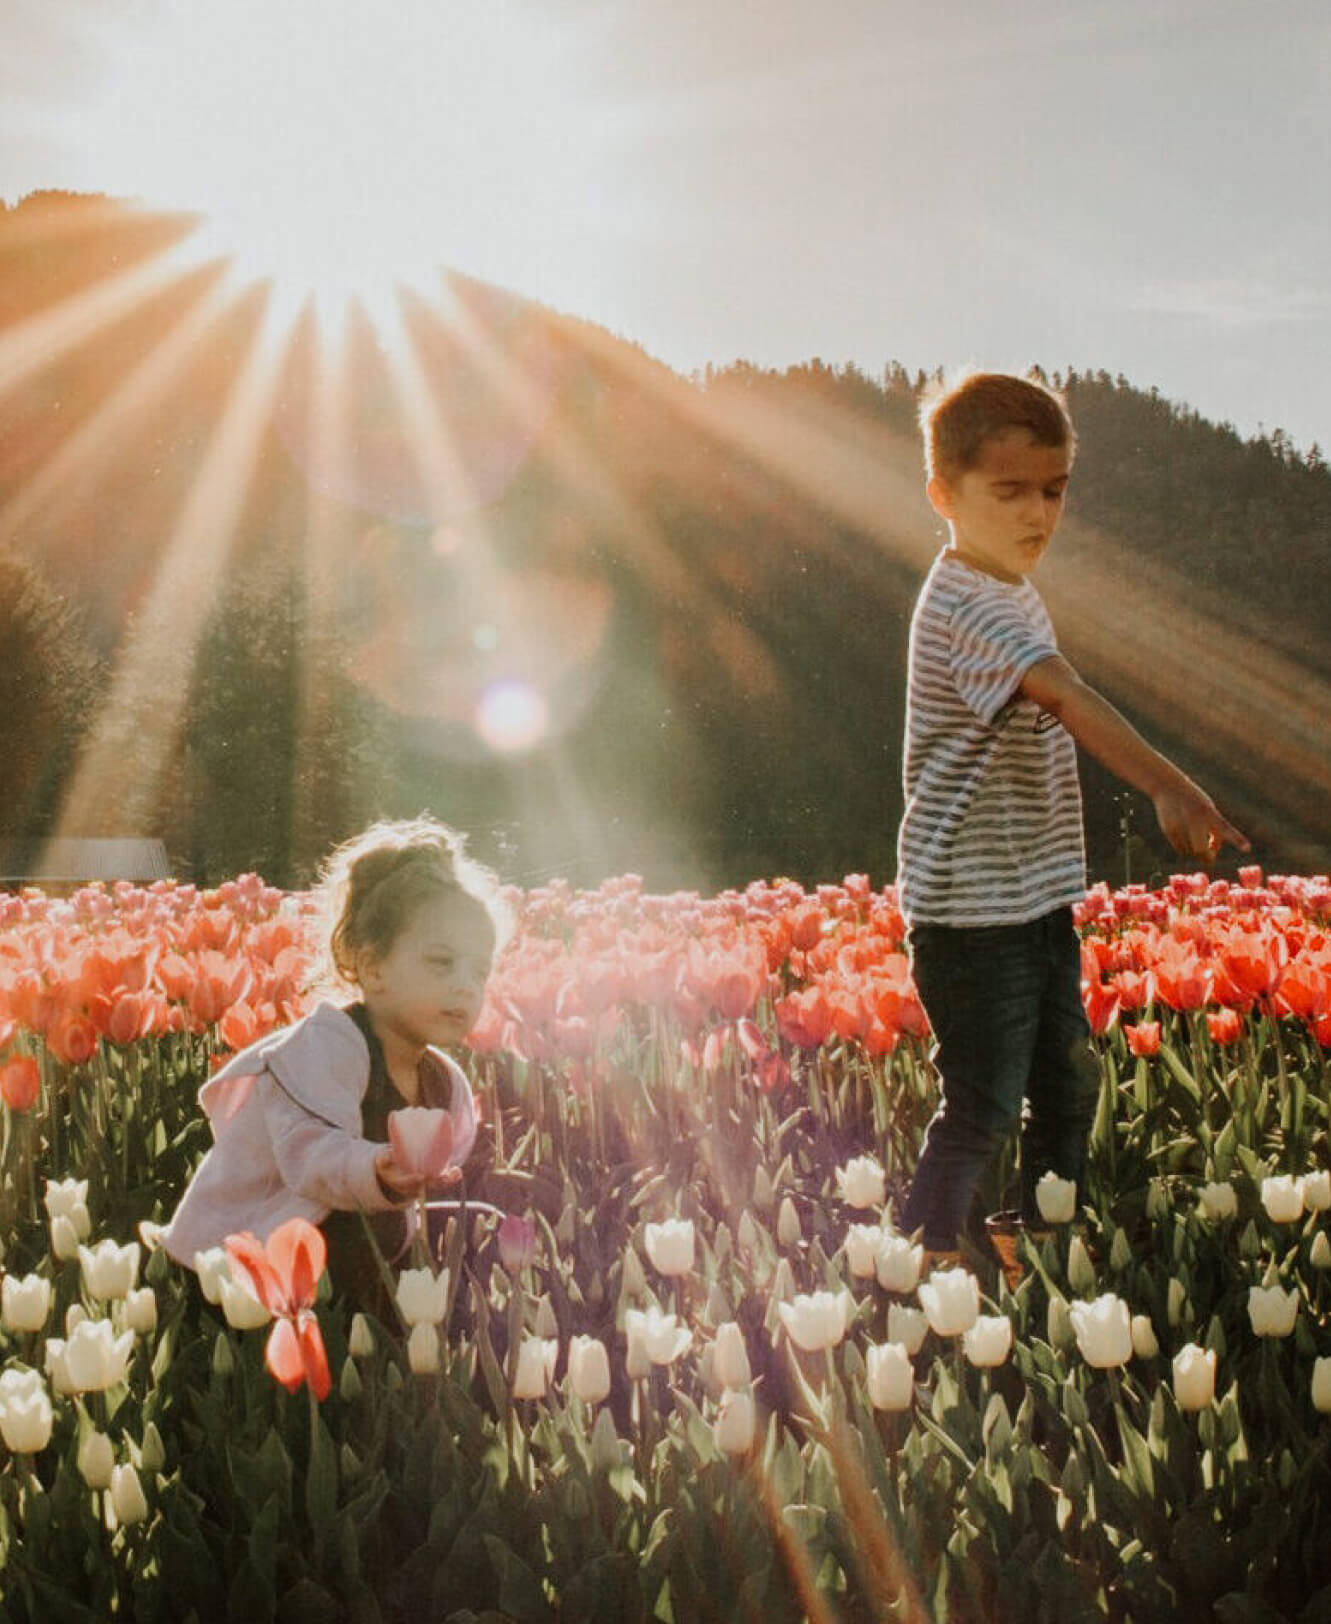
896 550 1086 927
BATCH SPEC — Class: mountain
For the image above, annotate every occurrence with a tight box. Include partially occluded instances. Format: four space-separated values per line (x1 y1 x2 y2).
2 190 1328 889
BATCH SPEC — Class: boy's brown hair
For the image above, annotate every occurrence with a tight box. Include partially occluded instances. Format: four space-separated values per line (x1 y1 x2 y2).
919 369 1076 484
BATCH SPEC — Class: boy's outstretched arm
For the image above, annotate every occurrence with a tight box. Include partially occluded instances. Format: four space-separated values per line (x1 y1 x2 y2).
1020 655 1250 863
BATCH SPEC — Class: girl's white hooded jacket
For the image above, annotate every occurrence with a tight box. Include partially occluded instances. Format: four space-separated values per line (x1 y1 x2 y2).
160 1001 477 1267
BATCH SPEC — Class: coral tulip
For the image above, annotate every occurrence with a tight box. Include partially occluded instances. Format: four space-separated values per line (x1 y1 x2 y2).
226 1219 331 1400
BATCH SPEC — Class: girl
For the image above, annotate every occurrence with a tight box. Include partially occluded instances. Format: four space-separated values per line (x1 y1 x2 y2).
161 817 508 1312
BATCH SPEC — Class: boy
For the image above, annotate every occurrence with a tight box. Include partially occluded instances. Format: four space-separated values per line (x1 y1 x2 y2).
896 370 1247 1258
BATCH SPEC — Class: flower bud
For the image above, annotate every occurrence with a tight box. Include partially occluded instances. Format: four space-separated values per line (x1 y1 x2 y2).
78 1430 115 1489
1035 1173 1076 1225
1130 1315 1159 1360
110 1463 149 1526
866 1342 913 1411
1312 1357 1331 1414
348 1314 375 1358
735 1211 760 1254
212 1332 235 1377
139 1422 166 1474
497 1214 537 1273
340 1357 364 1403
590 1407 623 1473
769 1258 796 1303
752 1165 776 1210
66 1302 87 1335
1238 1219 1262 1259
713 1322 751 1389
1167 1278 1188 1329
713 1387 756 1454
1311 1233 1331 1271
777 1197 802 1248
1172 1344 1216 1411
1145 1179 1170 1222
1046 1293 1074 1350
619 1247 648 1300
1067 1235 1096 1295
194 1248 231 1305
705 1282 731 1327
1109 1229 1134 1274
534 1295 558 1339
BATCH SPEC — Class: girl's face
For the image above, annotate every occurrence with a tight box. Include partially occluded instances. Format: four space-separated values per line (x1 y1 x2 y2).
359 889 495 1052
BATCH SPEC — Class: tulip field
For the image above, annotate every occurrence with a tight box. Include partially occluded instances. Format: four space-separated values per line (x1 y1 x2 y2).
2 868 1331 1621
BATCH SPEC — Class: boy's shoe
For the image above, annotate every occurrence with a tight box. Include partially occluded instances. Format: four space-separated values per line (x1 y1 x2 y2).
985 1211 1050 1290
921 1248 963 1274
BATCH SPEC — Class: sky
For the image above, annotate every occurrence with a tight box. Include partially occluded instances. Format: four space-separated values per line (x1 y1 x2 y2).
3 0 1329 452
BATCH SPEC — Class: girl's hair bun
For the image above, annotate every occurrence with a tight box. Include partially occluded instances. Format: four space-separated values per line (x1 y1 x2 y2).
316 815 510 988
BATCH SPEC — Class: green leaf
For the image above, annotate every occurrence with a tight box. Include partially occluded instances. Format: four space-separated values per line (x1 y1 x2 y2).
482 1535 551 1622
277 1578 341 1624
1213 1596 1293 1624
306 1412 339 1541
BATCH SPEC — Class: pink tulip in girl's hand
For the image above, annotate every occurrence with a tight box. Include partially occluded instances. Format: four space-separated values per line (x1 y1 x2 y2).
387 1107 465 1184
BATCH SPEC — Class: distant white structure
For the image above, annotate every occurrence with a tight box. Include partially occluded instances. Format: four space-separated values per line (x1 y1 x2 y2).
0 838 172 889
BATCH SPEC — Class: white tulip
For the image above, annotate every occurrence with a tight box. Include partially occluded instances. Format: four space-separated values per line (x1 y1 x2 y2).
1035 1172 1077 1225
65 1303 87 1335
78 1240 141 1301
567 1335 611 1404
1261 1175 1305 1224
1130 1315 1159 1360
1069 1294 1133 1369
406 1322 441 1374
1312 1357 1331 1414
194 1248 232 1305
1247 1284 1298 1338
777 1197 802 1248
866 1342 914 1411
777 1290 850 1352
843 1223 883 1280
643 1219 695 1278
513 1337 558 1400
1303 1171 1331 1212
962 1315 1012 1368
713 1322 751 1390
625 1306 692 1367
876 1234 924 1295
0 1367 53 1453
395 1267 449 1327
50 1215 80 1261
220 1276 272 1331
836 1155 886 1210
1 1272 52 1333
123 1287 158 1336
1311 1233 1331 1271
886 1303 929 1356
43 1177 89 1221
713 1387 757 1454
110 1463 149 1526
45 1319 134 1393
1197 1182 1238 1221
78 1430 115 1489
1172 1344 1216 1411
918 1268 979 1338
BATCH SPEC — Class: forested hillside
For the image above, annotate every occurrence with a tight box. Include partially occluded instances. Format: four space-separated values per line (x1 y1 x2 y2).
2 191 1328 889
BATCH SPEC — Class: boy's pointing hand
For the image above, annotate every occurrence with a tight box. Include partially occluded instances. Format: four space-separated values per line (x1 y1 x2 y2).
1152 782 1250 864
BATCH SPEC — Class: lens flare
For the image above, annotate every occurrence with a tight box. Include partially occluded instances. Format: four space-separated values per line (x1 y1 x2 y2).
474 680 551 754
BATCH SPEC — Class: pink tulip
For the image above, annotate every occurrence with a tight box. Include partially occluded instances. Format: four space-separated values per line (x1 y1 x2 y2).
388 1107 458 1180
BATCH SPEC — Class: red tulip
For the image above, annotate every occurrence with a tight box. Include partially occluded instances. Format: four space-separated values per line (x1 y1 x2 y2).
1125 1021 1162 1057
226 1219 331 1399
1081 978 1121 1036
0 1055 40 1111
1206 1008 1243 1045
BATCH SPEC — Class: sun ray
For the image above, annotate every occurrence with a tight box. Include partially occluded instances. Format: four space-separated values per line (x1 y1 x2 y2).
0 238 206 404
0 265 234 544
52 292 292 840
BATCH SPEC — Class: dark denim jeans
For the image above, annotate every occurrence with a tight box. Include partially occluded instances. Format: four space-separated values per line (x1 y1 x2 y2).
899 905 1098 1251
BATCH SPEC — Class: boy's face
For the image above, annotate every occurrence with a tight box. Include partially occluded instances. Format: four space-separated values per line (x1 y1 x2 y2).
927 427 1071 582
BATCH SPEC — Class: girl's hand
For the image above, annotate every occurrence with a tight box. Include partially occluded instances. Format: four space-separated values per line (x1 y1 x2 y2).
375 1146 426 1200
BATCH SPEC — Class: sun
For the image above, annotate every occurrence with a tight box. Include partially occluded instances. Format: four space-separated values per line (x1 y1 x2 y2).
83 0 600 336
